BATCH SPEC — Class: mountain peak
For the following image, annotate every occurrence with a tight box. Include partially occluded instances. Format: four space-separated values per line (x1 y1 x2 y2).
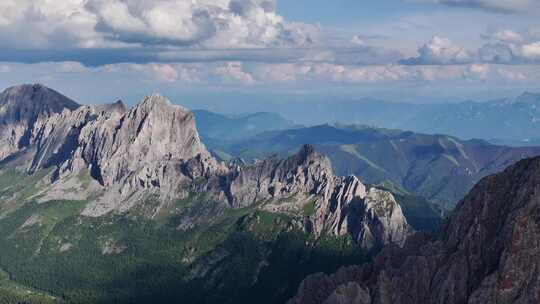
136 93 189 114
1 83 80 112
298 144 316 158
113 99 127 108
0 83 81 160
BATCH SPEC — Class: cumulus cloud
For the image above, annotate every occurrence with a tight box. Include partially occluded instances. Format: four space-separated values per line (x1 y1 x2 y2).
478 43 517 63
351 35 366 46
0 0 103 49
521 42 540 60
88 0 319 48
144 63 202 83
463 64 490 80
0 0 318 51
479 41 540 63
403 30 540 65
214 62 255 84
401 36 474 65
56 62 87 73
481 29 524 43
496 68 527 81
254 63 474 84
150 64 180 82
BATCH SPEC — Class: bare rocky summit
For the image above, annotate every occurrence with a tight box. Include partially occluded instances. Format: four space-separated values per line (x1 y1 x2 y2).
0 84 412 250
0 84 79 161
290 156 540 304
205 144 412 251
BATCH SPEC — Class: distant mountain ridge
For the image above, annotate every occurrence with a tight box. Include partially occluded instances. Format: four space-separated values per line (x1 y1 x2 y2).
193 109 297 142
211 123 540 208
233 92 540 143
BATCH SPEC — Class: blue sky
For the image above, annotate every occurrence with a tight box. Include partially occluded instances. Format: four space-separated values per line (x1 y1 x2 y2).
278 0 432 26
0 0 539 108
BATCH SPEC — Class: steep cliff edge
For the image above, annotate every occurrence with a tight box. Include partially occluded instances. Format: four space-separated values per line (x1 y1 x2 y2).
290 156 540 304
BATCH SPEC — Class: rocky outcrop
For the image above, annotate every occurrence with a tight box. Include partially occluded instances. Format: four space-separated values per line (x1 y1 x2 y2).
0 84 412 250
0 84 79 161
70 94 212 186
199 145 412 251
25 93 222 215
290 156 540 304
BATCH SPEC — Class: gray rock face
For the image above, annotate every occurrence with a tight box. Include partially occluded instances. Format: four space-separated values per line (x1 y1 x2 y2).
0 84 412 250
72 94 211 186
290 156 540 304
200 145 412 250
0 84 79 161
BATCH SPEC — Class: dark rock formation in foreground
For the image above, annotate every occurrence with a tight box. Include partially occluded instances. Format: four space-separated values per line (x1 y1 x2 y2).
290 156 540 304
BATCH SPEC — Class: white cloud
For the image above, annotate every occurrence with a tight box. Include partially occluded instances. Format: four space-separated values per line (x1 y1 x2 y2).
0 65 11 73
351 35 366 46
478 43 517 63
463 64 490 80
215 62 255 84
479 40 540 63
482 29 524 43
401 36 473 65
521 42 540 60
0 0 103 49
150 64 179 83
401 29 540 65
56 62 87 73
497 68 527 81
0 0 318 51
254 63 472 84
143 63 202 83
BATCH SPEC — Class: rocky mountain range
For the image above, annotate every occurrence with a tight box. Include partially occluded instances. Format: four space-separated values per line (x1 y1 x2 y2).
0 84 411 251
0 84 424 303
290 154 540 304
